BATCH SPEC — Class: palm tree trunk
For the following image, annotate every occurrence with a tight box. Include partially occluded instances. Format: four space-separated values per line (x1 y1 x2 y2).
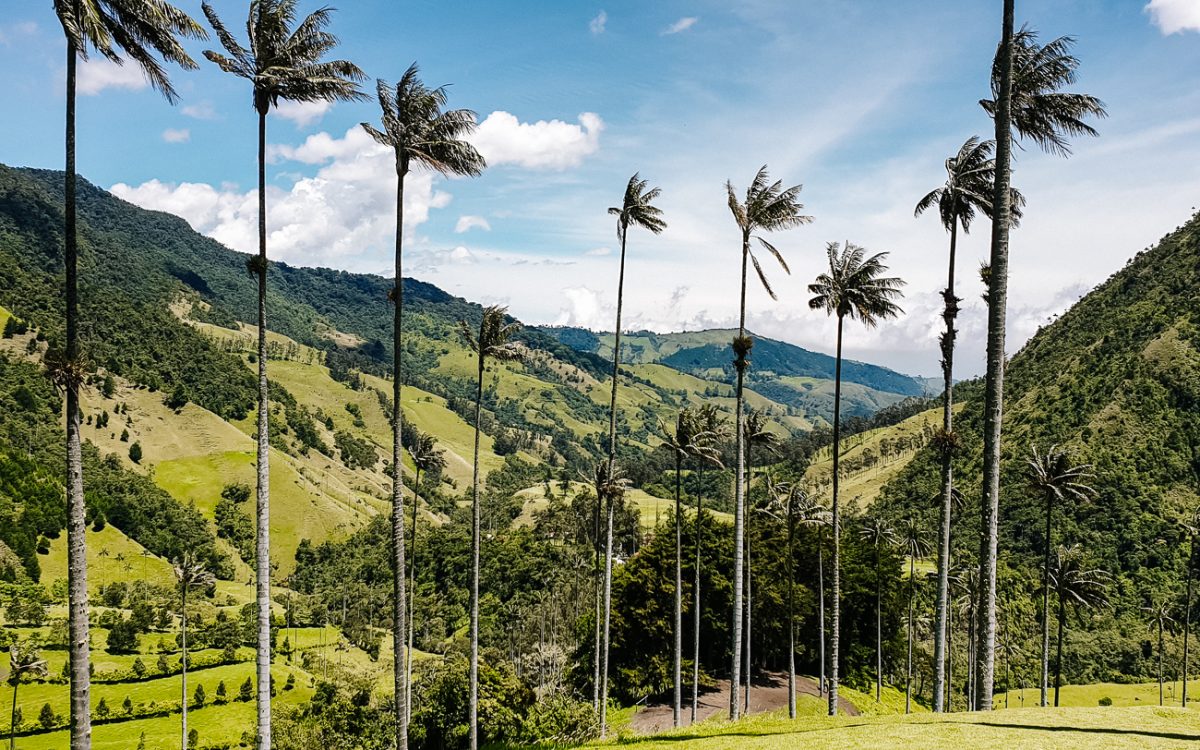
729 236 750 720
875 540 882 702
692 462 704 724
828 315 845 716
1054 596 1064 707
933 217 959 713
818 526 826 697
787 511 796 720
407 466 420 726
63 36 93 750
743 464 752 716
673 455 682 727
1040 493 1053 708
907 553 915 714
10 679 19 750
469 353 484 750
947 596 953 712
593 501 602 714
600 224 629 731
976 0 1016 712
254 106 273 750
182 587 189 750
391 166 410 750
1159 619 1165 707
1185 533 1195 708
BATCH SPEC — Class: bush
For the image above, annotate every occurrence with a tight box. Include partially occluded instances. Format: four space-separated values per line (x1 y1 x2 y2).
106 618 139 653
1099 696 1113 706
519 691 599 745
128 441 143 463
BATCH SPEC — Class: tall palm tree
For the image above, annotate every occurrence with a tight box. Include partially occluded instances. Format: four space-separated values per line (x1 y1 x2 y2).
1144 599 1177 707
1183 510 1199 708
202 4 364 744
598 173 666 719
808 242 904 714
406 431 445 724
660 408 707 727
52 4 204 746
362 63 484 748
459 306 522 750
175 554 215 750
741 409 778 714
860 516 899 703
795 492 832 698
7 639 47 750
760 478 806 719
914 135 1022 713
1049 545 1110 706
726 166 810 718
690 404 727 723
974 18 1106 709
1025 444 1094 707
900 517 932 714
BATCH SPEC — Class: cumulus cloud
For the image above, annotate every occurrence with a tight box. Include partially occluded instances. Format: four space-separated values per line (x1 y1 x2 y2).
273 99 333 128
455 215 491 233
77 57 147 95
471 111 603 170
590 10 607 34
662 17 698 35
1146 0 1200 34
181 100 217 120
555 287 611 328
112 125 450 269
162 128 190 143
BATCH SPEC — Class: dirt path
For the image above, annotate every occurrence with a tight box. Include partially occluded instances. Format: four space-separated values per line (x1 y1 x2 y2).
628 672 859 735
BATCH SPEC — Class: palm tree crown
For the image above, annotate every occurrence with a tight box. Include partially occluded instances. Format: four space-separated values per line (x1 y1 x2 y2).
980 26 1108 157
56 0 206 102
1026 444 1094 504
609 173 667 239
202 0 367 115
460 306 523 365
808 242 906 324
915 136 1025 233
726 166 812 300
362 63 486 178
1050 545 1111 612
410 431 447 479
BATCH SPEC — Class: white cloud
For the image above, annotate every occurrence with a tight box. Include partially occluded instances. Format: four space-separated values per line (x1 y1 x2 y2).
589 10 607 34
181 100 217 120
273 100 333 128
662 17 698 35
1146 0 1200 34
77 57 147 95
0 21 37 46
112 125 451 270
454 215 491 233
584 247 611 256
162 128 190 144
471 111 603 170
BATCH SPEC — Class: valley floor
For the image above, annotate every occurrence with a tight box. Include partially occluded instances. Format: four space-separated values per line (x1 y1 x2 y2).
597 705 1200 749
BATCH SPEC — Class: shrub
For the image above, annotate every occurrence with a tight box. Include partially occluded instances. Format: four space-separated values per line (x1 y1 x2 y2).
1099 696 1113 706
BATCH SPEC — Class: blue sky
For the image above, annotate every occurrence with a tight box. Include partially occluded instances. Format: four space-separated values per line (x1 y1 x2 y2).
1 0 1198 378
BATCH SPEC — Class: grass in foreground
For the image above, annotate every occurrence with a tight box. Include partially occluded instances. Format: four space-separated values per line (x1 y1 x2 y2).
596 705 1200 749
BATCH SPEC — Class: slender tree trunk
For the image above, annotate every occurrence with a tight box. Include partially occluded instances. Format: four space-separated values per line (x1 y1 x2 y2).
729 236 750 720
818 526 826 697
673 455 682 727
947 596 954 712
875 540 882 703
976 0 1016 711
1185 533 1195 707
182 587 189 750
787 511 796 720
828 315 845 716
63 36 92 750
1040 493 1053 708
600 223 629 736
1159 620 1165 707
407 466 420 726
692 463 704 724
1054 596 1064 707
593 499 602 714
744 465 752 716
254 106 272 750
9 679 18 750
391 164 410 750
469 353 484 750
933 217 960 713
907 553 915 714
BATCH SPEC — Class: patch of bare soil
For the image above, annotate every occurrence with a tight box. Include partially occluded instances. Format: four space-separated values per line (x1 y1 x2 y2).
628 671 859 735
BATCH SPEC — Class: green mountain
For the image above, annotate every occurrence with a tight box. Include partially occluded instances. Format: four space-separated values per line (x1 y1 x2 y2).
875 212 1200 685
542 326 933 420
